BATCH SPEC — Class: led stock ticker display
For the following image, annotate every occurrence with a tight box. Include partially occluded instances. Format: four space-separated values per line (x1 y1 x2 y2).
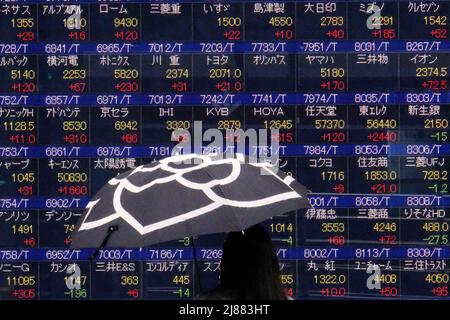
0 0 449 299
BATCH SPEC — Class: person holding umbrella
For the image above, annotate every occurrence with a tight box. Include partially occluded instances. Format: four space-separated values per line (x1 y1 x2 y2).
70 152 310 296
196 224 291 300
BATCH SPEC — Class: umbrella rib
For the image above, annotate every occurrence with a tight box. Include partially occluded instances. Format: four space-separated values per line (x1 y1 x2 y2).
202 165 243 232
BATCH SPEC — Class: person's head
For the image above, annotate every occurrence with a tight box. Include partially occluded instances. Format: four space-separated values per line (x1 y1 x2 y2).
218 224 286 300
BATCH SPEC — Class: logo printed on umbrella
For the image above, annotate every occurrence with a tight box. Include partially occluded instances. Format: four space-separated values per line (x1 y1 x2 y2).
78 153 302 235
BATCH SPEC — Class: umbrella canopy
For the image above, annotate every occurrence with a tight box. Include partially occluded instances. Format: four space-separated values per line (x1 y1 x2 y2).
70 153 310 248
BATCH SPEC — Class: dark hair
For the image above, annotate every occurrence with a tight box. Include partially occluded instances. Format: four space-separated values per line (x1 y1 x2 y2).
216 224 286 300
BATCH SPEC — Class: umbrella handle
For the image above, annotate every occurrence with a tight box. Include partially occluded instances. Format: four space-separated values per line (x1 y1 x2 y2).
89 225 119 261
190 236 203 294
